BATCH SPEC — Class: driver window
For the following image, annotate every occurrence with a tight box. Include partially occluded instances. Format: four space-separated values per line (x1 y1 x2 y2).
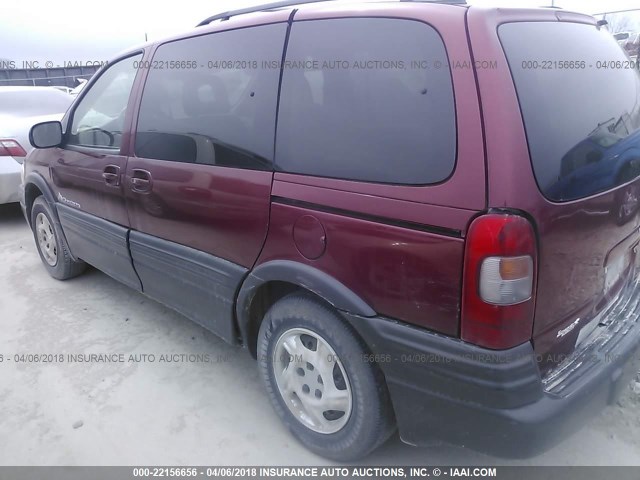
68 54 141 149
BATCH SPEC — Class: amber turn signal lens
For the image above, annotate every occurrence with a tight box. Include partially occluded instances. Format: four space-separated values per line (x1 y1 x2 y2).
499 256 532 280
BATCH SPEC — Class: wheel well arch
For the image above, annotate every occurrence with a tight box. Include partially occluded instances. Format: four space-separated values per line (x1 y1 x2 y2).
23 172 78 261
23 172 60 225
235 260 376 358
24 182 44 227
243 280 302 357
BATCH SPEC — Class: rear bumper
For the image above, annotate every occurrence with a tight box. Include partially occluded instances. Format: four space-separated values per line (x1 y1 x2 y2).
344 311 640 458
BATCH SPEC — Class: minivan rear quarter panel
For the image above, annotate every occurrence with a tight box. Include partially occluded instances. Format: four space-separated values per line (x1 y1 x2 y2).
258 3 486 336
259 201 465 335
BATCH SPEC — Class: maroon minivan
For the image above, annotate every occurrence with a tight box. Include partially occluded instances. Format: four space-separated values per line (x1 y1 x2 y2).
21 0 640 461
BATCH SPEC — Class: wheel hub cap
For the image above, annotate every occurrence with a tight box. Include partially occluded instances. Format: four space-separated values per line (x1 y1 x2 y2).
36 212 57 266
272 327 352 434
622 189 639 217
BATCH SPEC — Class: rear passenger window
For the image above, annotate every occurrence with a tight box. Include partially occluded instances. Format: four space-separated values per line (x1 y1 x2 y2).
135 24 287 170
276 18 456 185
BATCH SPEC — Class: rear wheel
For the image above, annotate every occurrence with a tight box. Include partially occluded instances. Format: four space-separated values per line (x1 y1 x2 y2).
614 164 640 225
616 183 640 225
257 293 395 461
30 197 86 280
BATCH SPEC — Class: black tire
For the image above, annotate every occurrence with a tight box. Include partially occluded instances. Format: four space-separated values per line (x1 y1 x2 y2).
257 293 396 461
30 197 86 280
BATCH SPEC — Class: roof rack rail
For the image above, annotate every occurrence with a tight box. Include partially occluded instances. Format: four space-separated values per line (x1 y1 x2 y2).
196 0 332 27
196 0 467 27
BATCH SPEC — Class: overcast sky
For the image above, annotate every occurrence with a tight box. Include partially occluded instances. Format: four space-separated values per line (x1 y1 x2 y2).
1 0 639 64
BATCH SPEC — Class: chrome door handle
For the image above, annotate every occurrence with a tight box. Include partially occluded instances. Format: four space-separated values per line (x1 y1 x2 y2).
130 169 153 193
102 165 121 186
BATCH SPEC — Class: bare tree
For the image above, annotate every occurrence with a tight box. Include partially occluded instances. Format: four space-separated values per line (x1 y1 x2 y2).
602 10 640 34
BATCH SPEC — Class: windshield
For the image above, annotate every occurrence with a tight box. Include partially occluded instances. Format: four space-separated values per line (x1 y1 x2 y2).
591 130 625 148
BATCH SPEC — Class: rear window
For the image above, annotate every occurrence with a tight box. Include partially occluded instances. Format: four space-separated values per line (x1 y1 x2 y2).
499 22 640 202
275 18 456 185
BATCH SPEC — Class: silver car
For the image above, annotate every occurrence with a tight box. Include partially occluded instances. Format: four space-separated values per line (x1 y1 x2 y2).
0 86 72 204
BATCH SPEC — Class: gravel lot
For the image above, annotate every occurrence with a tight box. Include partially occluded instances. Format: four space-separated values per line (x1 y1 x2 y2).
0 202 639 466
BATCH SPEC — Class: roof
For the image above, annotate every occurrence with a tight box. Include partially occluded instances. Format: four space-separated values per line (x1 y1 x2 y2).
111 2 593 60
196 0 466 27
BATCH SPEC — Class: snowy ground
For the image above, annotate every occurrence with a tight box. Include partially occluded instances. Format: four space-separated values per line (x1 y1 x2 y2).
0 203 638 466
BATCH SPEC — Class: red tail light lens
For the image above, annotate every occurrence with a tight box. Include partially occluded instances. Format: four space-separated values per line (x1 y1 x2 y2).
0 139 27 157
461 214 537 350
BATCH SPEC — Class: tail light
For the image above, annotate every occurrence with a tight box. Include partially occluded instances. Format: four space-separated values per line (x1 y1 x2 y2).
461 213 537 350
0 139 27 158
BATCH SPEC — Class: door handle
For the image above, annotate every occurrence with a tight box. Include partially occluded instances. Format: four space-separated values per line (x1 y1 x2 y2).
102 165 121 186
130 169 153 193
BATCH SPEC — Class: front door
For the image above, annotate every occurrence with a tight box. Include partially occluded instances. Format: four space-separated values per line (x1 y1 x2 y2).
124 24 287 342
52 53 143 290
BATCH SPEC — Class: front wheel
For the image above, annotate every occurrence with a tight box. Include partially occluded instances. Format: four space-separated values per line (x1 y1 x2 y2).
30 197 86 280
257 293 395 461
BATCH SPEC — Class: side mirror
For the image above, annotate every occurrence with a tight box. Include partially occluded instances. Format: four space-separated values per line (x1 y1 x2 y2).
29 121 63 149
614 32 630 41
